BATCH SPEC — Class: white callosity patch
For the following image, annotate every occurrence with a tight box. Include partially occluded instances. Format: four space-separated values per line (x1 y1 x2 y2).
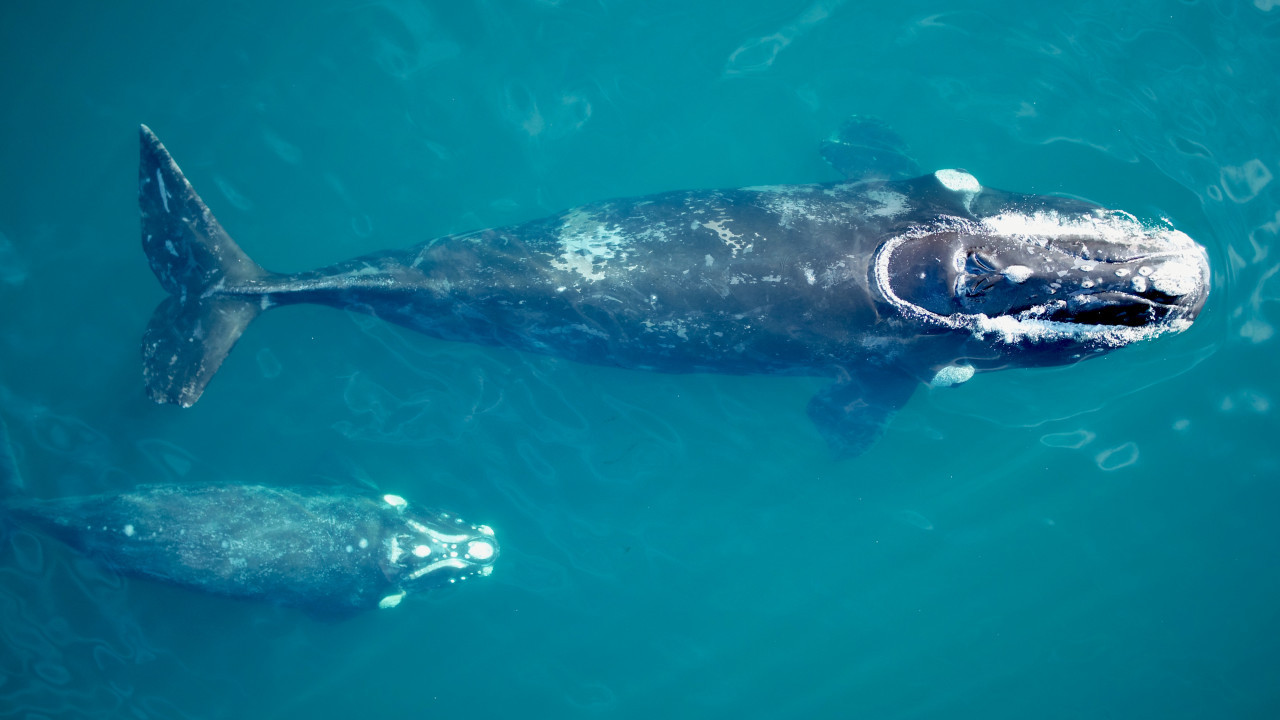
1149 261 1200 297
378 591 406 609
123 524 135 537
412 544 431 558
383 494 407 509
466 540 494 560
981 210 1202 256
981 209 1209 301
1003 265 1033 283
551 208 628 282
972 312 1192 347
935 170 981 213
405 557 470 582
930 364 976 388
934 169 981 194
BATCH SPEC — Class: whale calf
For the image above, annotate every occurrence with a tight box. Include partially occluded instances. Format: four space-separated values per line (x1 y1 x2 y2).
8 483 498 616
138 123 1209 455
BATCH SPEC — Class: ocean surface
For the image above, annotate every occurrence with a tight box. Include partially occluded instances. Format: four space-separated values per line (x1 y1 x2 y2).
1 1 1278 718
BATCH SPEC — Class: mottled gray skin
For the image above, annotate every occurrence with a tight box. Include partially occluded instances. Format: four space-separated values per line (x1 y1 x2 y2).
258 182 934 377
138 126 1209 455
9 484 498 617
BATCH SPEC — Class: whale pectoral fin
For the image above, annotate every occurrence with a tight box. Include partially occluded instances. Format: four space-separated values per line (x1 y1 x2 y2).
819 116 921 181
806 369 918 458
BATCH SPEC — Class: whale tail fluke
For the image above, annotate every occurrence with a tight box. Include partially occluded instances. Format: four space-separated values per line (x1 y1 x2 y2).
139 125 268 407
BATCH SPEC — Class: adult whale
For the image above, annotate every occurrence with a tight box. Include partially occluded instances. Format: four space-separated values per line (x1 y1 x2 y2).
138 123 1209 456
6 483 498 617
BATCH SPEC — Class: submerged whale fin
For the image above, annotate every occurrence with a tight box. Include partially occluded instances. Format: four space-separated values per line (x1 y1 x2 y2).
142 295 262 406
807 367 918 458
139 125 268 406
820 116 921 182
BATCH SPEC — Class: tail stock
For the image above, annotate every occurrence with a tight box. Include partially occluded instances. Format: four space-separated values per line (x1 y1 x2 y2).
139 125 268 407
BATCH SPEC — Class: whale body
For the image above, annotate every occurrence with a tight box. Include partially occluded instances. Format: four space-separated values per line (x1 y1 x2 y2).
9 483 498 616
138 124 1210 455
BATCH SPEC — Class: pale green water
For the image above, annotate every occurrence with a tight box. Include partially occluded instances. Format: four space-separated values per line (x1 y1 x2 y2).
1 1 1278 718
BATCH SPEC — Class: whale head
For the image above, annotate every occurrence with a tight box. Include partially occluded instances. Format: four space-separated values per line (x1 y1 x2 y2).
874 171 1210 360
378 494 499 605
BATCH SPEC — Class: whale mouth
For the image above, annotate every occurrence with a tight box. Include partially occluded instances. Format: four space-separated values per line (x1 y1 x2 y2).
1051 291 1179 327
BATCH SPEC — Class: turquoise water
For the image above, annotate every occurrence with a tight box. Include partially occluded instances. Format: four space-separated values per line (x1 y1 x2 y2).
1 0 1278 717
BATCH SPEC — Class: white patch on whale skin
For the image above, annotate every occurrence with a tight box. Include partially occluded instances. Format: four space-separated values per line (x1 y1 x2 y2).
702 219 750 257
466 540 495 560
935 169 980 193
930 364 975 388
980 210 1209 303
741 184 814 194
123 524 135 537
981 210 1201 256
645 318 694 340
1003 265 1033 283
753 183 903 227
1148 261 1200 297
156 169 170 213
972 313 1192 347
865 189 909 218
802 264 816 285
634 220 673 243
378 591 406 609
757 193 830 230
552 208 627 282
